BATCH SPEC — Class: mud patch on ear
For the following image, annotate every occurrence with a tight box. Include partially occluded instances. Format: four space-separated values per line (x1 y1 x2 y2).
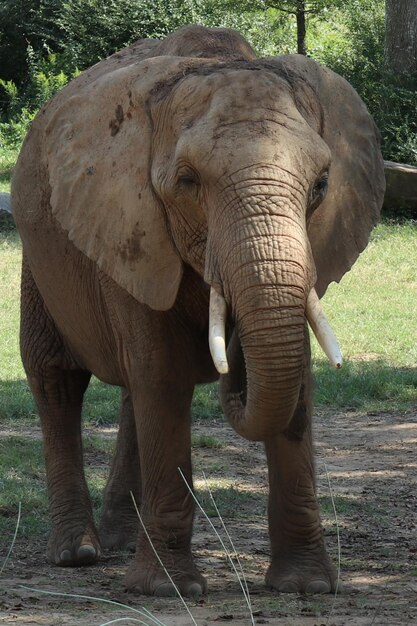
116 225 147 264
109 104 125 136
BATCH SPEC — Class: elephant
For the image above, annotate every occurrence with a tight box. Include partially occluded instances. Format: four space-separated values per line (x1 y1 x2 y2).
12 24 385 596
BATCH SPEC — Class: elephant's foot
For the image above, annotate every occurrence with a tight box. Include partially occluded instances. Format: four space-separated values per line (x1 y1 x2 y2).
124 554 207 597
99 521 137 552
99 494 139 551
47 524 101 566
266 544 338 594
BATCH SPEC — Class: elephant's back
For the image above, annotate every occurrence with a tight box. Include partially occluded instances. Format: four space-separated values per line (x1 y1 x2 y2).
21 25 257 131
37 38 159 125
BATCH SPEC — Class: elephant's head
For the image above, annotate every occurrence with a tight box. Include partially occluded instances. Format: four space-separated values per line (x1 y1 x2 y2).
44 27 385 441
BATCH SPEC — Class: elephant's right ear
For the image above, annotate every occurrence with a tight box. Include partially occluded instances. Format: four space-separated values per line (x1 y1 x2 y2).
45 57 186 310
262 55 386 298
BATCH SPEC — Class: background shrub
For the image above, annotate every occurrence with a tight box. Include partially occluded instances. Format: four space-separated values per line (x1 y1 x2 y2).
0 0 416 167
312 1 417 165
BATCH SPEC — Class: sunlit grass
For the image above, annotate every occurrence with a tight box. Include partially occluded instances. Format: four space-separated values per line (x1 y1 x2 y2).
0 147 17 193
311 221 417 412
0 434 116 540
194 479 266 519
192 433 223 448
1 222 416 428
0 436 48 538
315 222 417 366
0 232 22 378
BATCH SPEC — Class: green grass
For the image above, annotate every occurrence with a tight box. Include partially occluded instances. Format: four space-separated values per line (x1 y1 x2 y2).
318 493 391 527
0 232 32 424
316 222 416 366
0 436 48 538
0 147 17 193
0 434 115 539
1 222 416 429
195 481 265 519
192 384 223 421
82 380 121 425
192 433 223 448
311 221 417 412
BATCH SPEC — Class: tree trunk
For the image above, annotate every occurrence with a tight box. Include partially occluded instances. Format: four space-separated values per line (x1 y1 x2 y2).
385 0 417 73
296 1 307 55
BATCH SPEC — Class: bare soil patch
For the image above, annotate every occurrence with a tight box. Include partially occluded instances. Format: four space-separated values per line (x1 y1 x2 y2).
1 408 416 625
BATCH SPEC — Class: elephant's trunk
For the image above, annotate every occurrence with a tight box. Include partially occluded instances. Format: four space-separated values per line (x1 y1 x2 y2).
209 287 342 374
205 180 340 442
205 201 309 440
211 283 341 440
220 287 307 442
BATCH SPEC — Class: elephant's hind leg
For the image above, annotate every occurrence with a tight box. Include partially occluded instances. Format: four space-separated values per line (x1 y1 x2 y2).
20 257 100 566
99 387 141 551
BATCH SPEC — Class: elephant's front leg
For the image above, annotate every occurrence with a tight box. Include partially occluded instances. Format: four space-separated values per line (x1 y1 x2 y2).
265 361 338 594
124 375 206 597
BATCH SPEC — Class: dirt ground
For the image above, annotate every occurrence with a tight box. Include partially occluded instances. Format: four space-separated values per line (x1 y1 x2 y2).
1 407 416 626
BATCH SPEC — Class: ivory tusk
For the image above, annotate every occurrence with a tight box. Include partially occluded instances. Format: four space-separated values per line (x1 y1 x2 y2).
306 289 343 369
209 287 229 375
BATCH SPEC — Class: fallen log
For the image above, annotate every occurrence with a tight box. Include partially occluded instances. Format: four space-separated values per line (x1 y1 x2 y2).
0 191 14 230
383 160 417 216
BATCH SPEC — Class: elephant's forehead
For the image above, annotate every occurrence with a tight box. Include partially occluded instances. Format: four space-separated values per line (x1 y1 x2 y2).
170 68 297 123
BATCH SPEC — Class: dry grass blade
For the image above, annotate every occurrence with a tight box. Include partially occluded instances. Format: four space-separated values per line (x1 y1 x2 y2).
324 462 341 626
140 607 168 626
18 586 166 626
369 587 388 626
178 468 255 626
130 491 198 626
98 618 153 626
0 501 21 575
201 471 252 612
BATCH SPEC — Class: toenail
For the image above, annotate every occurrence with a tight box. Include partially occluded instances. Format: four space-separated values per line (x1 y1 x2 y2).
277 580 299 593
305 579 331 594
77 545 97 561
155 582 177 597
59 549 72 563
186 582 203 598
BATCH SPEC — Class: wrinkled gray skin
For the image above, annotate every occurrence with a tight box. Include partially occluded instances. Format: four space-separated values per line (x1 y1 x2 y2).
12 25 385 596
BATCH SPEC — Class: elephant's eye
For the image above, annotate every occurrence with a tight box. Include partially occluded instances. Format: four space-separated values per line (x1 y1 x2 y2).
308 172 329 217
314 173 328 197
179 175 198 187
177 169 200 192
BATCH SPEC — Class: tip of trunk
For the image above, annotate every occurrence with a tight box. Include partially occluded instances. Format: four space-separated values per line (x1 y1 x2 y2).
219 329 302 441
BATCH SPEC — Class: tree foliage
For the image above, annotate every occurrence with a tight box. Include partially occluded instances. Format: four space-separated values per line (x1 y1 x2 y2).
0 0 416 165
314 0 417 165
207 0 345 54
56 0 200 70
0 1 62 84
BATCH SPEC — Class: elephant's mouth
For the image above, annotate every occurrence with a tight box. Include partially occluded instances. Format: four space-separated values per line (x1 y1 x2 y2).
220 325 247 403
208 285 343 440
208 286 343 376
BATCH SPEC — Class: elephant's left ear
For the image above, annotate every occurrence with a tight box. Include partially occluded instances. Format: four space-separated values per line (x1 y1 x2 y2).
262 55 386 297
